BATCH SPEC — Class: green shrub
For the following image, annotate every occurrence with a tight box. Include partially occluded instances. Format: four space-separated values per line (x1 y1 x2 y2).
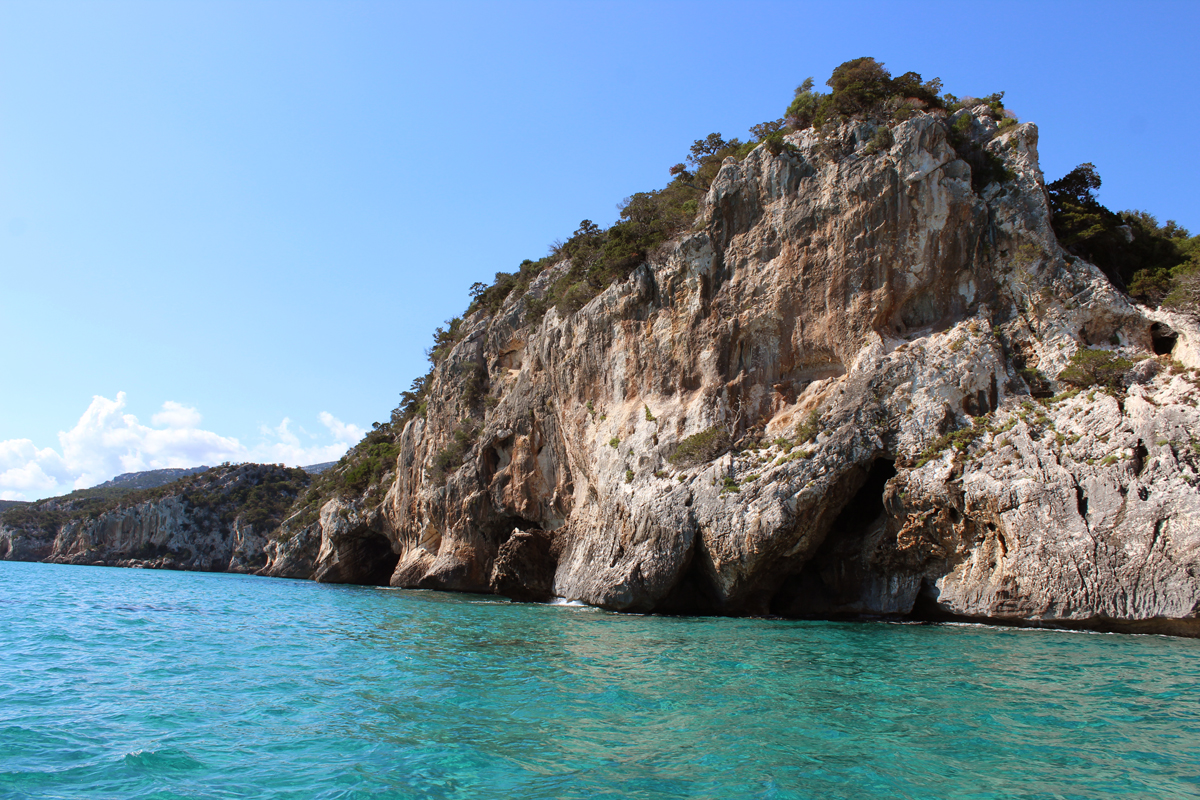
786 78 821 129
5 464 313 538
426 317 464 365
1047 165 1199 298
625 469 634 483
749 119 796 156
609 436 620 449
776 448 815 465
914 424 980 468
541 168 709 315
864 125 894 154
219 469 311 529
668 427 732 467
947 116 1014 192
0 504 67 534
342 438 400 495
1164 259 1200 311
394 373 430 424
786 59 944 131
524 296 548 324
795 410 821 444
1058 349 1133 392
644 405 656 422
456 362 489 407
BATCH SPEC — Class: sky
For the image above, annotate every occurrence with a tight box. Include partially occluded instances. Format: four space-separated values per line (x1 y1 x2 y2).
2 0 1198 501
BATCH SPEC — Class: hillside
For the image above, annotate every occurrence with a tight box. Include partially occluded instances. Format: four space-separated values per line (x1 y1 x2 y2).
93 466 211 492
0 464 308 571
6 59 1200 636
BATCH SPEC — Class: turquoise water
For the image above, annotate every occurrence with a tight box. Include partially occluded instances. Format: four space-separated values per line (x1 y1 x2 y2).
1 562 1198 799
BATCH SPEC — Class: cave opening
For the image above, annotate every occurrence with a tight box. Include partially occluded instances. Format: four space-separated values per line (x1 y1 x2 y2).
1150 322 1178 356
909 579 953 622
354 532 401 586
831 457 896 534
771 457 897 617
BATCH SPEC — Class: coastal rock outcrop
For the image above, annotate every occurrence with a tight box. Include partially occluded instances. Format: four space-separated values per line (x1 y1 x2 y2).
7 100 1198 637
263 105 1200 635
1 464 306 573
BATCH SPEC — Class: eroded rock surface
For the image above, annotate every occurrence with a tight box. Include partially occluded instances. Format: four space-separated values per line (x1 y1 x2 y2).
1 464 305 573
262 105 1199 635
8 104 1198 637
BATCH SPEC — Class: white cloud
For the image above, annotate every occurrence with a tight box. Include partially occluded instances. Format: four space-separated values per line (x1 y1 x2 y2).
152 401 203 429
246 414 361 467
56 393 244 490
0 440 67 500
0 393 363 501
319 411 366 444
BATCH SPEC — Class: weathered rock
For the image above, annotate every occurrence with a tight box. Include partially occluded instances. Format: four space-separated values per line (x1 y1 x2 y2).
309 498 399 585
260 104 1200 635
9 103 1200 637
259 522 321 579
489 528 558 602
2 464 305 573
0 528 55 562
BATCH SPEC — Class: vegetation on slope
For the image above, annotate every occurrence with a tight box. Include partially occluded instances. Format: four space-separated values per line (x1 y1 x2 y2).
1046 162 1200 308
278 58 1199 527
0 464 310 536
381 58 1013 436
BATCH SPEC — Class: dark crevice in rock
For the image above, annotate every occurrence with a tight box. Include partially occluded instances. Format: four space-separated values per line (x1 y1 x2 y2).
355 533 401 586
652 533 715 615
489 527 558 602
904 603 1200 638
769 457 898 618
316 530 399 586
483 514 542 548
1150 322 1178 356
908 579 952 622
1132 440 1149 477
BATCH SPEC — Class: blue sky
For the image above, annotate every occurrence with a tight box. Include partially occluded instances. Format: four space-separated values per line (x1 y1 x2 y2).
2 0 1198 499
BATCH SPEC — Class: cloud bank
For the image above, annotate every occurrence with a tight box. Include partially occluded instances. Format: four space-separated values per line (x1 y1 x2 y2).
0 392 364 501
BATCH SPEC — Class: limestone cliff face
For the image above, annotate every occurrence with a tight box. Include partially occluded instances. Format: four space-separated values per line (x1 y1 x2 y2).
264 105 1200 635
0 464 302 573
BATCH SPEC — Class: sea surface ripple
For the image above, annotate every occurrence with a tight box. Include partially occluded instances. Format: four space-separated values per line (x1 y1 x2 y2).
1 561 1198 799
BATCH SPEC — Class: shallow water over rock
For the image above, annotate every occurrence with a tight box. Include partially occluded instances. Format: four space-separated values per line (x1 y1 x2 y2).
2 561 1198 799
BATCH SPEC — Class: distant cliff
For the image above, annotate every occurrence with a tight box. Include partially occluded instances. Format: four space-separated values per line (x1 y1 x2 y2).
0 464 307 573
6 77 1200 636
93 466 211 492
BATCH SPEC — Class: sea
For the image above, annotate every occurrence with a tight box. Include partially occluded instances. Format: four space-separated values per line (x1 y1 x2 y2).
1 560 1197 799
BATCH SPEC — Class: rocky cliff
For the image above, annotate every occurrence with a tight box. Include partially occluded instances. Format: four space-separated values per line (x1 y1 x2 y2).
258 104 1200 636
7 102 1199 637
0 464 307 573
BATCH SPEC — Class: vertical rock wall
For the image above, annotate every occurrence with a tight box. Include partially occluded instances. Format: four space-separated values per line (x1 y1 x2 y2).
264 108 1200 635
